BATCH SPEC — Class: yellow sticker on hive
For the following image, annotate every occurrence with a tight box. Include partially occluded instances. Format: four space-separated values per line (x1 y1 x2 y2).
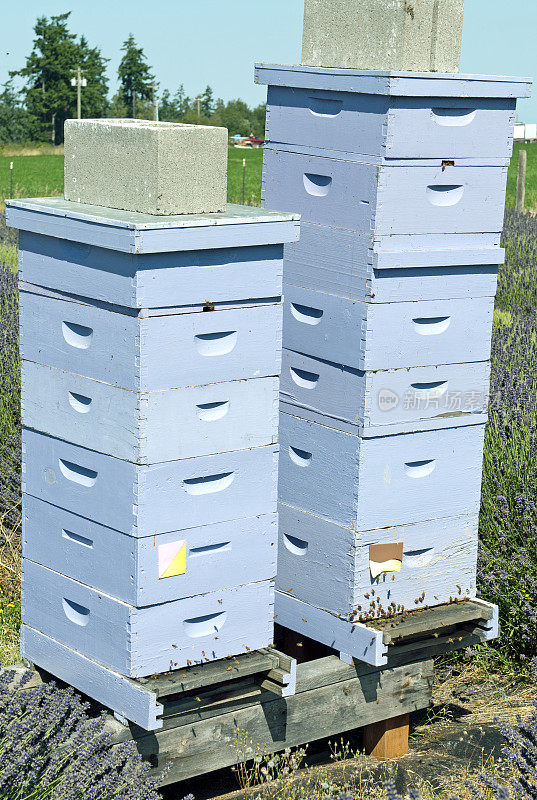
369 543 404 580
158 541 187 579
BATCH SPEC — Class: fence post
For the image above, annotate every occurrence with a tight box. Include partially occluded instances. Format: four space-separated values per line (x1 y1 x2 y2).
242 158 246 205
516 149 527 213
10 161 13 199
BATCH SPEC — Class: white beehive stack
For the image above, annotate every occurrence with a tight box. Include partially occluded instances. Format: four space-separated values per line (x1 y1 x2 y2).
7 120 300 715
256 2 531 664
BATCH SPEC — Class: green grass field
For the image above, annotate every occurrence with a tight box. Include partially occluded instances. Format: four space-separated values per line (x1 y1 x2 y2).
506 142 537 210
0 146 264 208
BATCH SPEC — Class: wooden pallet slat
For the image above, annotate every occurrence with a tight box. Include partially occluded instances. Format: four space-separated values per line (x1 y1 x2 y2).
106 657 434 786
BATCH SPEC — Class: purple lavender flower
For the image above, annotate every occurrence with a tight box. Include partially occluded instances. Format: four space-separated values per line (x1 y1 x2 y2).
0 666 162 799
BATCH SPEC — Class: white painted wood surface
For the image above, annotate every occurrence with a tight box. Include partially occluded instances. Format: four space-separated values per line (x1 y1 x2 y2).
6 198 300 254
22 560 275 677
279 414 486 530
283 284 494 370
21 626 164 730
277 504 478 618
265 84 517 159
19 231 284 309
23 429 278 536
283 222 501 303
20 288 282 391
23 495 277 606
280 350 490 436
22 362 278 463
263 147 508 235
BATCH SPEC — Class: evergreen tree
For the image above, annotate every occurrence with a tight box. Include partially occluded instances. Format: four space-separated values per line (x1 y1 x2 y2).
173 84 190 118
159 89 176 120
107 91 129 118
77 36 109 118
118 35 155 118
200 85 214 117
14 12 108 143
0 81 36 144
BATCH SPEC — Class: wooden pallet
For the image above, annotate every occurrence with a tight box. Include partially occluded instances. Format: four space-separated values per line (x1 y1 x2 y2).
99 599 496 786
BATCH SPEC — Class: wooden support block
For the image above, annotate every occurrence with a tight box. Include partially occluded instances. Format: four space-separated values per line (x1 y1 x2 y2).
363 713 410 760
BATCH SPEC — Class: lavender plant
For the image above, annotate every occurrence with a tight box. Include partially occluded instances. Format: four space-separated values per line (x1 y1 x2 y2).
0 260 20 531
0 667 162 800
478 210 537 663
494 657 537 800
497 210 537 315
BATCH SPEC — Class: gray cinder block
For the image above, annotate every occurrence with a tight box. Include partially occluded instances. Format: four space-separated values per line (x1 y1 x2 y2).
302 0 465 73
64 119 228 215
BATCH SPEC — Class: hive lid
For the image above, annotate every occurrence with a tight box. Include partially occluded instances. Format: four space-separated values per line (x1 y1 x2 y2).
255 63 532 98
5 197 300 254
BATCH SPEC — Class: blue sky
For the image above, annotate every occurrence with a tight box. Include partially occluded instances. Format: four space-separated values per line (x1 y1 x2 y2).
1 0 536 119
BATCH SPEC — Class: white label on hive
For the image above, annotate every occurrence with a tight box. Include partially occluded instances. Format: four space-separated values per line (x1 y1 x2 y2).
158 540 187 579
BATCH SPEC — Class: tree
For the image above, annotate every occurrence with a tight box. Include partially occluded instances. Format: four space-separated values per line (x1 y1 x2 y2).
77 36 109 118
251 103 267 138
173 84 190 118
0 80 36 144
200 85 214 117
118 35 154 118
14 12 108 143
218 99 253 137
159 85 190 122
159 89 176 120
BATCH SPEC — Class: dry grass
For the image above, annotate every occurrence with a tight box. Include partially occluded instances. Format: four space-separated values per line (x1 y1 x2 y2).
0 144 65 156
0 503 22 666
406 661 537 798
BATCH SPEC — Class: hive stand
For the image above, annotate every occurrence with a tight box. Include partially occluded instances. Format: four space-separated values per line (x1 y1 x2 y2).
17 598 495 781
256 64 531 663
24 599 492 783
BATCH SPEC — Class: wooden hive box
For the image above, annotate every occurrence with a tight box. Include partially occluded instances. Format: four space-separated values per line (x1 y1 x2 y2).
280 349 491 436
251 66 521 665
279 414 485 531
22 559 274 677
277 504 478 620
22 495 277 607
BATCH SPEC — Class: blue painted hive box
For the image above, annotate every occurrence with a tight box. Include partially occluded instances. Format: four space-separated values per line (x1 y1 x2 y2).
257 65 531 303
7 197 299 681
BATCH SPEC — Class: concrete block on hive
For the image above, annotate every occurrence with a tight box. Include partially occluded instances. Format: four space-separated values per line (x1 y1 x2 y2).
301 0 465 73
64 119 228 215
